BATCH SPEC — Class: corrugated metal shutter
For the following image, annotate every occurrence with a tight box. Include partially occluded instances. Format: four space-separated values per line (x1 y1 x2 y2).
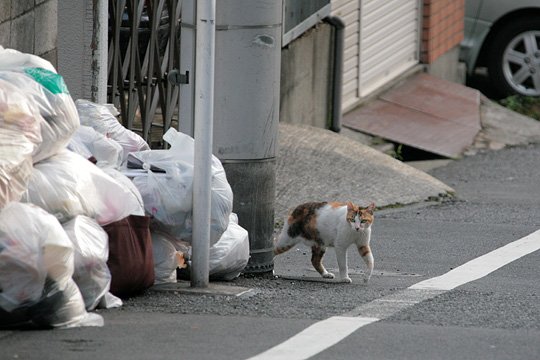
332 0 360 110
332 0 419 110
359 0 419 97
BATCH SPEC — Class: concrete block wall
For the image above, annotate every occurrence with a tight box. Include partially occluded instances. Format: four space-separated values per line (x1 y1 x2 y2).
280 23 333 129
421 0 464 64
0 0 58 67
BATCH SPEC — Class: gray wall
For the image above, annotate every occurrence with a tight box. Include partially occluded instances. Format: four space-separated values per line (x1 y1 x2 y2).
57 0 98 102
425 46 466 85
0 0 58 67
280 22 333 129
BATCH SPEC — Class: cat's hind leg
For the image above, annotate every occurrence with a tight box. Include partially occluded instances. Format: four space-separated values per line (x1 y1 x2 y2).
358 245 374 283
311 246 335 279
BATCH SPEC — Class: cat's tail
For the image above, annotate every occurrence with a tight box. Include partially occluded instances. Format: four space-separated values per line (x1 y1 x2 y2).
273 223 296 255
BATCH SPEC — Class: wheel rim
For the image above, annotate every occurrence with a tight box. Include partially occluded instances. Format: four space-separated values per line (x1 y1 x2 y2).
502 30 540 96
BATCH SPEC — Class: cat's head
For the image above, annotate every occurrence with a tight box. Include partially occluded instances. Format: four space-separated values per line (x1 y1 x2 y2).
346 202 375 231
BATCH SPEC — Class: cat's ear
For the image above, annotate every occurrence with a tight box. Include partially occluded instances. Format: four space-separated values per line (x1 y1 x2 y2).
346 201 354 211
365 202 375 214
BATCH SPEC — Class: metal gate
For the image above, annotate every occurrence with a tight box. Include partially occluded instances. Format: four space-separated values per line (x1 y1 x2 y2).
108 0 184 148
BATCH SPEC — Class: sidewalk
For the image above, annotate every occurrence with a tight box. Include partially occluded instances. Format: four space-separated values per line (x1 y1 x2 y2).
275 74 540 221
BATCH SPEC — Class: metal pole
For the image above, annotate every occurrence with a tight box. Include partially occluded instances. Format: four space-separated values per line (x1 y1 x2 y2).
191 0 216 288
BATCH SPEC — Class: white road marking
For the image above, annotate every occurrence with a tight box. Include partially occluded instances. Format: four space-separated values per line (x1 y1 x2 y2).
410 229 540 290
246 317 378 360
246 229 540 360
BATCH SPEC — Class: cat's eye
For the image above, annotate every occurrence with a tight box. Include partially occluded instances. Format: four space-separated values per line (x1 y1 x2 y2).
361 219 367 223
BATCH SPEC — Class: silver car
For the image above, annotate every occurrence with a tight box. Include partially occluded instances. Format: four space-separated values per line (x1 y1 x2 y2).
460 0 540 97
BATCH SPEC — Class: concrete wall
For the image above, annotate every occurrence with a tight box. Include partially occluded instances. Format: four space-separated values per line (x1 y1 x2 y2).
280 22 333 129
0 0 58 67
425 46 466 84
57 1 96 102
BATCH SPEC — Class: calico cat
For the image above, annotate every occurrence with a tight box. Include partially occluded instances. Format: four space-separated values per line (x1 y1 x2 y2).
274 201 375 283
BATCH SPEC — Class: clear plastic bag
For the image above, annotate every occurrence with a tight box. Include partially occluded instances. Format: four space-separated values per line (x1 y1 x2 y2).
131 155 193 235
130 128 233 245
68 125 123 168
22 149 145 225
0 46 57 72
0 48 79 163
0 78 43 148
0 130 34 208
0 202 102 328
75 99 150 163
208 214 250 280
63 216 111 311
151 231 183 284
101 167 145 216
0 76 44 208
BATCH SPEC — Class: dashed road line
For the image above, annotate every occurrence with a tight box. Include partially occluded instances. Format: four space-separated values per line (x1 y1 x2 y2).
246 229 540 360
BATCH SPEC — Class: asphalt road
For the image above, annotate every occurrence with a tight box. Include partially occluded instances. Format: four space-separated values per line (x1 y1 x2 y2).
1 144 539 360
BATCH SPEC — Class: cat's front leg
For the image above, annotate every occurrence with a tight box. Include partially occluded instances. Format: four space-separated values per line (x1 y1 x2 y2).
358 245 374 283
335 246 352 283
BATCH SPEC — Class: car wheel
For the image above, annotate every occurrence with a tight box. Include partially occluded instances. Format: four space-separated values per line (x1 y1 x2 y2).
487 19 540 97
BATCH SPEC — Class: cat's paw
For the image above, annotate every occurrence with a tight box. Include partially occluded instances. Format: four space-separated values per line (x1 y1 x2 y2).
339 276 352 284
322 272 335 279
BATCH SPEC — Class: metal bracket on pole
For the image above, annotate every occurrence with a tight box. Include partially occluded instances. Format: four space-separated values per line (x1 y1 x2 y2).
168 69 190 84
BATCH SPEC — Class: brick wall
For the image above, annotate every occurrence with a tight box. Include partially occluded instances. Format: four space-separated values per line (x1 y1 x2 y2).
0 0 58 67
421 0 464 64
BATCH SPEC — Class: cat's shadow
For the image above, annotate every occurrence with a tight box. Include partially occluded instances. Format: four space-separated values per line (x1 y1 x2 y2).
276 274 368 285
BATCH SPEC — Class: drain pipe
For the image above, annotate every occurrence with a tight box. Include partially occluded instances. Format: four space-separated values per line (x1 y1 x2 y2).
325 16 345 133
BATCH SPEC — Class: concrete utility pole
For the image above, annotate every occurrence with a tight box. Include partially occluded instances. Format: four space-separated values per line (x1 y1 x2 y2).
213 0 282 273
191 0 216 288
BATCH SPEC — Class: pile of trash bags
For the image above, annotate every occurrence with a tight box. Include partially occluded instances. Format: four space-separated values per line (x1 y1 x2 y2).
0 47 249 329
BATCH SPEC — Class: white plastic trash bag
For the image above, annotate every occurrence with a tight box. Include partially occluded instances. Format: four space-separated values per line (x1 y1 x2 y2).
0 46 57 72
131 156 192 233
130 128 233 245
101 167 145 215
22 149 145 225
151 231 185 284
0 77 44 208
0 202 103 328
63 216 112 311
0 78 43 148
68 125 123 168
209 213 250 281
75 99 150 163
0 130 35 208
0 203 49 312
0 47 79 163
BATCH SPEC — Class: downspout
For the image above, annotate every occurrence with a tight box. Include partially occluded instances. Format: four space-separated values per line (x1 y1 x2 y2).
324 16 345 133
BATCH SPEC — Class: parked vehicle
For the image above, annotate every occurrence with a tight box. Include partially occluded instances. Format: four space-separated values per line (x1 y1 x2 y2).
460 0 540 97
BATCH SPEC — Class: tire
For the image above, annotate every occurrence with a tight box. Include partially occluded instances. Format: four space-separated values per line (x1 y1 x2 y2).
487 18 540 97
